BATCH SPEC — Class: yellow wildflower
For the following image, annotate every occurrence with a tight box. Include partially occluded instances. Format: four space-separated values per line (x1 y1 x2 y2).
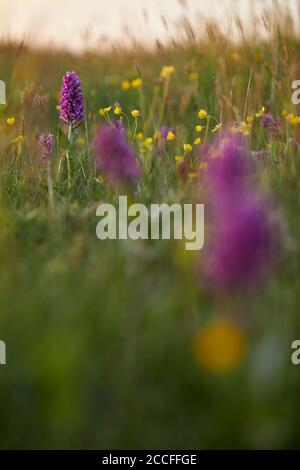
255 106 265 118
195 125 203 133
184 143 193 153
199 162 208 170
131 109 140 118
160 65 175 79
131 78 143 89
121 80 131 91
212 123 222 133
188 71 198 81
286 113 295 123
175 155 183 163
193 318 247 373
194 137 201 145
240 121 251 136
144 137 153 148
11 135 24 144
6 117 15 126
290 115 300 125
99 106 111 116
76 137 85 146
166 131 176 141
114 106 122 116
230 51 240 62
136 132 144 141
198 109 207 120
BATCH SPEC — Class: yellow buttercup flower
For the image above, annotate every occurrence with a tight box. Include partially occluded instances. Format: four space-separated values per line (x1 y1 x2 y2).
6 117 15 126
99 106 111 116
212 123 222 133
255 106 265 118
240 121 251 136
131 78 143 89
198 109 207 119
166 131 176 141
286 113 295 123
195 125 203 133
144 137 153 148
290 115 300 125
121 80 131 91
184 143 193 153
230 51 240 62
114 106 122 116
199 162 208 170
188 72 198 81
193 318 247 373
194 137 201 145
76 137 85 146
11 135 24 144
175 155 183 163
136 132 144 141
131 109 140 118
160 65 175 79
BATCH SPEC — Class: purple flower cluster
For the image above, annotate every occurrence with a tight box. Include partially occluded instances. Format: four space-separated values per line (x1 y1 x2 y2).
93 124 140 185
39 132 54 163
112 119 125 136
261 112 281 139
59 71 85 126
204 133 275 290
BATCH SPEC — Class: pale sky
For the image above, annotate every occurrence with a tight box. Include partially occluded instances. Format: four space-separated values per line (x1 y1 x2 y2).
0 0 297 51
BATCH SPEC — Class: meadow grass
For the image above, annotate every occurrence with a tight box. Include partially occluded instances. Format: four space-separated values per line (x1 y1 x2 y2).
1 4 300 449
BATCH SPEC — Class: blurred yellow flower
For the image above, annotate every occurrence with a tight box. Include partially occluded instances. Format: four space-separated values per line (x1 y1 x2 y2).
188 171 198 179
175 155 183 163
212 123 222 133
99 106 111 116
247 116 254 124
193 318 247 373
195 125 203 133
199 162 208 170
6 117 15 126
131 78 143 89
231 51 240 62
184 143 193 153
255 106 265 118
136 132 144 141
11 135 24 144
144 137 153 148
114 106 122 115
121 80 131 91
286 113 295 122
194 137 201 145
131 109 140 118
290 115 300 125
240 121 252 136
198 109 207 119
76 137 85 146
188 71 198 81
166 131 176 141
160 65 175 79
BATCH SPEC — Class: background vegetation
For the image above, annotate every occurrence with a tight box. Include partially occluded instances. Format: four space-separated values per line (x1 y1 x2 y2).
1 1 300 449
